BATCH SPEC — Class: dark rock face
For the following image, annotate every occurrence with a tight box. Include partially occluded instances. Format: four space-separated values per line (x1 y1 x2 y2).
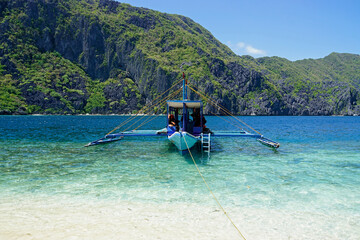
203 59 286 115
202 58 360 115
52 15 108 80
98 0 120 13
0 1 8 18
274 80 360 116
19 72 89 114
102 80 143 114
126 15 157 30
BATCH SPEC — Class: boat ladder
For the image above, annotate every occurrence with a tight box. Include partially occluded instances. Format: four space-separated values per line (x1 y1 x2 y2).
201 133 211 157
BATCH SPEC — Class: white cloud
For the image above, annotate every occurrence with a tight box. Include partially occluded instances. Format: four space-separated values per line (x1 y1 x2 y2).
227 41 266 57
236 42 245 49
245 45 266 55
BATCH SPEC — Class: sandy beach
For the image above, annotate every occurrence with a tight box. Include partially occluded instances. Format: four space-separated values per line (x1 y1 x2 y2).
0 195 359 240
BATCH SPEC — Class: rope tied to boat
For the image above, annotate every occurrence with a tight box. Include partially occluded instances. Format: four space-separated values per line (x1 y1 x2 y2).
182 136 247 240
187 84 262 136
106 78 184 135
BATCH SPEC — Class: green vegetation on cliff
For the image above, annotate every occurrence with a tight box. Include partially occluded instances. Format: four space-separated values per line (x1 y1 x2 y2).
0 0 359 115
0 74 25 112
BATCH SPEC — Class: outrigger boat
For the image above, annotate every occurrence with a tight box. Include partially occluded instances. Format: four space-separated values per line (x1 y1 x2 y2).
86 73 280 154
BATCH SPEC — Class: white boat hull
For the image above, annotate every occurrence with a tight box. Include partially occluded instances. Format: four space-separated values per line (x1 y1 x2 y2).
168 131 200 151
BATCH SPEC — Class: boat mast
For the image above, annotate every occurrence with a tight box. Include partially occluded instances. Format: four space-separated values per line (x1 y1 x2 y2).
182 72 187 100
182 72 187 131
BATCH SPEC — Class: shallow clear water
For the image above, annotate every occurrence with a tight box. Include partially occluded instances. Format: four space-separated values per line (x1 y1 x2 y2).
1 115 359 238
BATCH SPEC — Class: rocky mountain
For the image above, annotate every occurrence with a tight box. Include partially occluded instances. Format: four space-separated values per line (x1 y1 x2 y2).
1 0 360 115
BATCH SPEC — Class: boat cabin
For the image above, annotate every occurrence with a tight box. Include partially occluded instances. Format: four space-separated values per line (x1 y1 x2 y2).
166 100 204 136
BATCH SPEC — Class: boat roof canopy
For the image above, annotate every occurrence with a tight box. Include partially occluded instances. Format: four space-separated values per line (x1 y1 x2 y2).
167 100 202 109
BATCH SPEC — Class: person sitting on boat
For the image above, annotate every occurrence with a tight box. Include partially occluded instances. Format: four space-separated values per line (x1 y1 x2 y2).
168 114 179 131
192 109 201 127
168 114 176 127
202 115 208 131
201 115 213 134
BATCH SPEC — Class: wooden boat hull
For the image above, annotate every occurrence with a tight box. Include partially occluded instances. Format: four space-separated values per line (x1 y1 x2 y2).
168 131 199 151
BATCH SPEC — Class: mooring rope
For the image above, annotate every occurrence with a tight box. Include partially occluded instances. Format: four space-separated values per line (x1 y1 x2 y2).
120 87 183 132
207 109 246 132
106 78 184 135
187 84 262 136
182 135 247 240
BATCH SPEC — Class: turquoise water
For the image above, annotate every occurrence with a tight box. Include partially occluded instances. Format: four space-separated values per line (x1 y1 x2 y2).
1 116 359 236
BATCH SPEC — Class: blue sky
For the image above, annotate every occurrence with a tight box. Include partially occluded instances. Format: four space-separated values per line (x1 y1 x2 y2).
117 0 360 61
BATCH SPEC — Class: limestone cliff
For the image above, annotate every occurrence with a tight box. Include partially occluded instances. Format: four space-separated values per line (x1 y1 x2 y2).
0 0 359 115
